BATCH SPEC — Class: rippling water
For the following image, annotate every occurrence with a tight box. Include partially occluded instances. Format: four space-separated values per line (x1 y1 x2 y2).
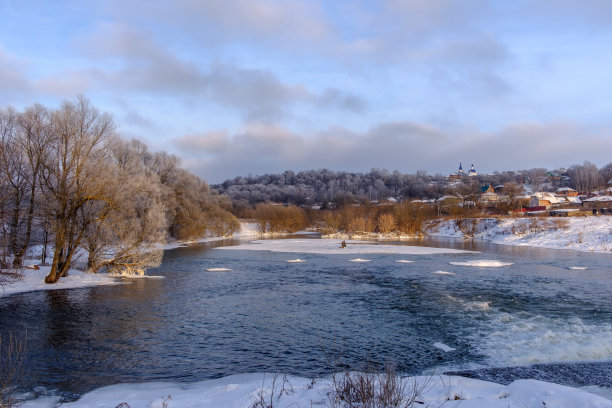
1 237 611 398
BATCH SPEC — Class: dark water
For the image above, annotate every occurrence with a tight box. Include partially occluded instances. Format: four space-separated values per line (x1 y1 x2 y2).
1 237 612 399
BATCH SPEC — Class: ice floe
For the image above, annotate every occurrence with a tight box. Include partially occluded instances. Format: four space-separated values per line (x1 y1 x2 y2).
433 342 456 352
434 270 455 276
286 259 307 263
218 239 476 255
395 259 414 263
349 258 371 262
450 260 514 267
205 268 232 272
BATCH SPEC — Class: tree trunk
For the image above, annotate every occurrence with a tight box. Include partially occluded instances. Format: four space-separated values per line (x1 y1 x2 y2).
12 174 37 268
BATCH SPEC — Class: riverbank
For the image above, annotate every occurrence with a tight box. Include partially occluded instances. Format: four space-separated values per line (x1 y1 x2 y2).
20 372 612 407
428 216 612 253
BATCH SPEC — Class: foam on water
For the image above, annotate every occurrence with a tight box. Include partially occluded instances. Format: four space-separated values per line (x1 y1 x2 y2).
476 313 612 367
449 260 514 267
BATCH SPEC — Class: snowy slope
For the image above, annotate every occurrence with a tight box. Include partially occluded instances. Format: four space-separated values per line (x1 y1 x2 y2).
429 216 612 253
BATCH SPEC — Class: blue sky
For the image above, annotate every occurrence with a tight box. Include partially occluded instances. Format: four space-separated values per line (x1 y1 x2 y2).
1 0 612 183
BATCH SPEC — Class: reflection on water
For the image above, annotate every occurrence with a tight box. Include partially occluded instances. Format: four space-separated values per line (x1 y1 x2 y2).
1 237 611 398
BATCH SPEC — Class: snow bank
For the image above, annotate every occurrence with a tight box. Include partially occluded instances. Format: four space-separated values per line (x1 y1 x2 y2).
429 216 612 253
0 265 122 298
218 239 476 255
21 373 612 408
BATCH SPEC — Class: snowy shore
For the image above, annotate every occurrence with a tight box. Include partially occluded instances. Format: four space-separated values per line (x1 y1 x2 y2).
428 216 612 253
21 373 612 408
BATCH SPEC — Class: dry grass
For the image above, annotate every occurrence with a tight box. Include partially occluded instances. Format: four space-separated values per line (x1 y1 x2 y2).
327 362 432 408
0 333 26 408
250 372 294 408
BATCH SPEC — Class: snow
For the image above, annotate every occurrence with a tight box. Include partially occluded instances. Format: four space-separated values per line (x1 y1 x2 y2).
218 238 476 255
429 216 612 253
20 373 612 408
449 260 514 267
0 265 122 298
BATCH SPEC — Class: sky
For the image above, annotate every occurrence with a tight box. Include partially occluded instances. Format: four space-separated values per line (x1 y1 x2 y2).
1 0 612 183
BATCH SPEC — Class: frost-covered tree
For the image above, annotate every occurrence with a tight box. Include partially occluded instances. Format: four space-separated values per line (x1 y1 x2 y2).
40 96 116 283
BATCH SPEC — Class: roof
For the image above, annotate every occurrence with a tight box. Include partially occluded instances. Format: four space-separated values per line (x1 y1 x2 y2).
583 195 612 202
531 192 562 204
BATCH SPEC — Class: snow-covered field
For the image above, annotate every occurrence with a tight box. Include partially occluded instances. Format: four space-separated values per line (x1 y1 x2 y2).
429 216 612 253
21 373 612 408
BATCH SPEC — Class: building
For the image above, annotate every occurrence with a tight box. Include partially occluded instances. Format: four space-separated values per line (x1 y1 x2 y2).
468 164 477 177
529 192 562 209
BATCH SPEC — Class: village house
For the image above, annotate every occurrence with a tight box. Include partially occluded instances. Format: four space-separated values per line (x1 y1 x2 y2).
582 195 612 211
556 187 578 197
529 192 563 209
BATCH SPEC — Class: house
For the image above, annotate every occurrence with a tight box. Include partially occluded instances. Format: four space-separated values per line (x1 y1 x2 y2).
556 187 578 197
480 185 495 194
480 192 500 202
529 192 562 209
582 195 612 210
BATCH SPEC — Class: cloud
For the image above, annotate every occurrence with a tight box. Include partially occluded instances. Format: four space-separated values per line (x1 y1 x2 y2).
0 46 32 101
174 120 612 183
106 0 333 49
69 23 367 120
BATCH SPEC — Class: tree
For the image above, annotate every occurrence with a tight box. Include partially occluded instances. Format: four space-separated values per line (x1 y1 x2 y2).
83 138 168 275
41 96 116 283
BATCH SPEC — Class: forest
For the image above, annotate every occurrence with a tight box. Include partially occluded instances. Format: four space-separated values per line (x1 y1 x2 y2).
0 97 238 283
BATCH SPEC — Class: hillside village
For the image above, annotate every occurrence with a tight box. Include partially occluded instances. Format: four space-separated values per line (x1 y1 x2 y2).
215 162 612 220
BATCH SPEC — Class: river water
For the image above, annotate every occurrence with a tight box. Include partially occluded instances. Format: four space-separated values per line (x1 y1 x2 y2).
1 237 611 400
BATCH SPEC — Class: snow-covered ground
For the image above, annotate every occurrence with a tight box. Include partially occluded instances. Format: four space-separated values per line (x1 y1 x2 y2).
429 216 612 253
0 265 122 298
21 373 612 408
218 238 475 255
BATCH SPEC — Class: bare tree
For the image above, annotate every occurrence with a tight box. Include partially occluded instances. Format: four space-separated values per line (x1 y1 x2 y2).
40 96 116 284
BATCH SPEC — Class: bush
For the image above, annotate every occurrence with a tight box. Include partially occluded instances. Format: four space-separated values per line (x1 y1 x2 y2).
0 333 25 408
327 362 430 408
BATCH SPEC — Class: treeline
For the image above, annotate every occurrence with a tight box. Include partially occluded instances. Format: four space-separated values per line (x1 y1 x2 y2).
215 164 612 208
0 97 238 283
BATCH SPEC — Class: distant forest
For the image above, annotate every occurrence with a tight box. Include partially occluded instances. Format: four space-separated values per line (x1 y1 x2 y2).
213 163 612 208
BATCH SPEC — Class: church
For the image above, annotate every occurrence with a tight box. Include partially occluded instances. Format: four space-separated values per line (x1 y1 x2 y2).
449 163 477 180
